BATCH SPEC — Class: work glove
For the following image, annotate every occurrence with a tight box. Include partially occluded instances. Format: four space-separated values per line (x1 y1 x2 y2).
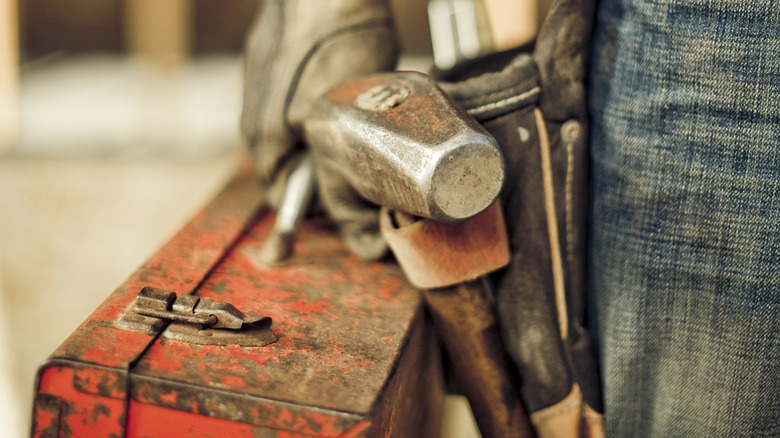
241 0 399 259
439 0 604 436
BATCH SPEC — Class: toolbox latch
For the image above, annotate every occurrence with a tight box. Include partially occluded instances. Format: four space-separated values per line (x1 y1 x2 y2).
123 286 277 347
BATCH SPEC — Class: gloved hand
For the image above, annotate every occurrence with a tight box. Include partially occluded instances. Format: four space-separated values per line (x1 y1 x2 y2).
241 0 398 259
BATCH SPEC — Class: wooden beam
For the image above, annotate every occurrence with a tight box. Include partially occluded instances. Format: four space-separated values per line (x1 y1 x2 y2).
124 0 192 63
0 0 18 153
483 0 538 51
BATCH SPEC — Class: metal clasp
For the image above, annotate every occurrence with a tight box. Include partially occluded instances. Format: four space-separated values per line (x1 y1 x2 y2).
123 287 277 347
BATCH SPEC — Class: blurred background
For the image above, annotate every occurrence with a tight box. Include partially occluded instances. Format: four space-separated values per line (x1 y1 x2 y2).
0 0 547 436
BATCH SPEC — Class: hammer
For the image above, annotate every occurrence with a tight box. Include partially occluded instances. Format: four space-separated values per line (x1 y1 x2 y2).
303 71 504 224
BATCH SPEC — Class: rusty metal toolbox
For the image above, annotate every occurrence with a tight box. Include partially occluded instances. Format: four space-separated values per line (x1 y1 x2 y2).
31 165 444 437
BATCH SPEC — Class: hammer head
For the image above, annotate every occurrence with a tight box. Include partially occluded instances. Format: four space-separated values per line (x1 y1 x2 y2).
303 71 504 223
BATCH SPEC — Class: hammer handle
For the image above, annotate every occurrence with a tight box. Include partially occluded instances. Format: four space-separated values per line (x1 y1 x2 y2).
423 279 536 438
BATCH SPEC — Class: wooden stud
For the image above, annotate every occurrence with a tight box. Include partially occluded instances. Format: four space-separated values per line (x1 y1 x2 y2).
0 0 18 153
124 0 192 64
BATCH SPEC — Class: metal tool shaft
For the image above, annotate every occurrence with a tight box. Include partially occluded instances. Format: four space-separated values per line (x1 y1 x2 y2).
258 155 316 265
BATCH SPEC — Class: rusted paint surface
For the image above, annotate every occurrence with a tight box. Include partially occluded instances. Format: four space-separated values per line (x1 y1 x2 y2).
35 365 126 437
130 212 426 428
52 164 264 368
126 401 374 438
71 363 127 399
126 401 258 437
129 376 364 436
31 393 61 438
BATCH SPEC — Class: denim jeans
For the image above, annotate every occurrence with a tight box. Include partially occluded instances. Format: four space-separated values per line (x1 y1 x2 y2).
589 0 780 436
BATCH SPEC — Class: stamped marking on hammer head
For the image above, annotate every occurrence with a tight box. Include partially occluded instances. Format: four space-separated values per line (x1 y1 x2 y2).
356 80 411 112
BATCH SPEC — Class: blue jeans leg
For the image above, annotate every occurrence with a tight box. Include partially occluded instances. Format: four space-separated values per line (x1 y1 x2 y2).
588 0 780 436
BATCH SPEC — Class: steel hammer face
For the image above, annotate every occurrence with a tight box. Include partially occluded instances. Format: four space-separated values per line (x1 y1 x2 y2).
304 71 505 223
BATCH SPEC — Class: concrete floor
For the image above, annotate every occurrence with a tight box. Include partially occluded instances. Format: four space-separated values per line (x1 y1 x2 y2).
0 55 480 437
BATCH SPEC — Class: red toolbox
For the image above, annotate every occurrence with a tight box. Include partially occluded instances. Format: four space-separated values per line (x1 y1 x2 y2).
31 166 444 437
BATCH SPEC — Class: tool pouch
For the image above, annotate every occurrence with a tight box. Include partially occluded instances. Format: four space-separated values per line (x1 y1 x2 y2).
430 0 604 435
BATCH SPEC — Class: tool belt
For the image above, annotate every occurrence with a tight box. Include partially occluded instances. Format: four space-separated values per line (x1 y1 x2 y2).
448 49 603 436
386 0 604 431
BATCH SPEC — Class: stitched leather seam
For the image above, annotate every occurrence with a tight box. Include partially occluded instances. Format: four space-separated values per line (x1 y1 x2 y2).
466 87 540 117
456 81 538 107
